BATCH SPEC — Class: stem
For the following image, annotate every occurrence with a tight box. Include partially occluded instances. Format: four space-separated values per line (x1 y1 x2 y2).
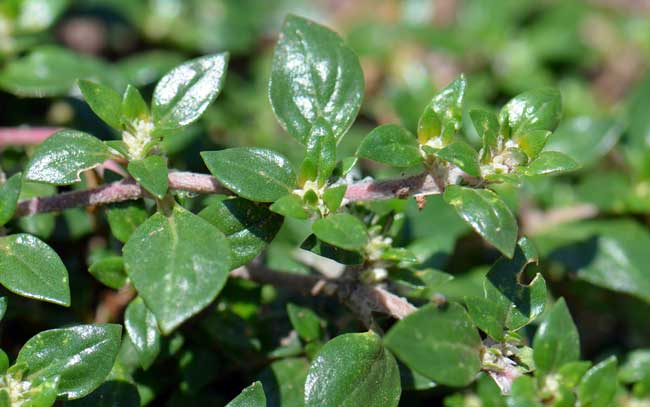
0 127 60 148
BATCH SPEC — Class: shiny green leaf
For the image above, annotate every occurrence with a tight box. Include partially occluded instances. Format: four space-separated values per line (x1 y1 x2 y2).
270 194 311 220
421 75 466 145
302 119 337 186
533 298 580 373
499 88 562 137
471 109 499 162
578 356 617 407
434 142 480 176
524 151 579 175
125 297 161 370
300 234 364 265
127 156 168 199
0 172 22 226
357 124 422 168
88 256 127 290
106 202 148 243
121 84 149 123
312 213 368 250
226 381 266 407
323 185 346 212
287 303 323 342
78 80 123 130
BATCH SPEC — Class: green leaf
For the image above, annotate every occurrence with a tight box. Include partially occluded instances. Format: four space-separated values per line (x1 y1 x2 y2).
0 298 6 322
88 256 127 290
524 151 579 175
226 381 266 407
420 75 466 145
17 324 122 399
78 80 123 130
106 202 148 243
323 185 347 212
24 130 111 185
152 53 229 129
578 356 618 407
300 234 364 265
199 197 283 268
63 381 140 407
545 117 623 168
312 213 368 250
287 303 323 342
470 109 499 162
508 376 542 407
444 186 517 257
0 234 70 306
433 142 481 177
499 88 562 137
127 156 168 199
202 147 296 202
384 303 482 387
121 84 149 123
302 119 337 186
125 297 161 370
270 194 311 220
558 361 592 388
0 172 22 226
305 332 401 407
257 358 308 407
357 124 422 168
515 130 551 160
123 205 231 333
269 15 364 144
533 298 580 374
416 104 441 144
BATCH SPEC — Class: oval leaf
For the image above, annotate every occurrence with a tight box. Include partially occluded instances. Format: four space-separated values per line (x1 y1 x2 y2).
125 297 161 370
524 151 579 176
533 298 580 374
357 124 422 168
305 332 401 407
25 130 111 185
499 87 562 136
127 155 169 199
78 80 123 130
578 356 618 407
312 213 368 251
0 172 22 226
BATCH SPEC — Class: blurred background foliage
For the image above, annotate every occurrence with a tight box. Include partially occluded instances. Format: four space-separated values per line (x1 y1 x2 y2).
3 0 650 405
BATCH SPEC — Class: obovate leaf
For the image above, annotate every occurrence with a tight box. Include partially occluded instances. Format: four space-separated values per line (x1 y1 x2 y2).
17 324 122 399
357 124 422 168
524 151 579 176
127 156 168 199
433 142 480 177
443 186 518 258
419 75 466 145
270 194 311 220
78 80 123 130
152 53 229 129
225 381 266 407
125 297 161 370
199 197 283 268
269 15 364 144
499 88 562 137
577 356 617 407
533 298 580 374
0 234 70 306
305 332 401 407
384 303 482 387
202 148 296 202
0 172 22 226
312 213 368 251
24 130 111 185
121 84 149 123
123 205 231 333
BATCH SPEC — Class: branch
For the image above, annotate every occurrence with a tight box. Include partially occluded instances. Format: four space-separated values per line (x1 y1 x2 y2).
15 171 443 217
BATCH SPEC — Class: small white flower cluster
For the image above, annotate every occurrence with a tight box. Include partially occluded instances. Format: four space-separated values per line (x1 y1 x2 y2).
0 372 33 407
292 179 327 215
123 118 155 160
479 139 524 177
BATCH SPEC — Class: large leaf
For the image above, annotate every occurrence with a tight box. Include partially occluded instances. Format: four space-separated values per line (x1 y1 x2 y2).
226 382 266 407
533 298 580 374
199 197 283 268
123 205 231 333
17 324 122 399
0 234 70 306
24 130 111 185
444 186 518 257
125 297 161 370
152 53 229 129
499 87 562 136
269 15 364 144
305 332 401 407
312 213 368 251
0 172 22 226
357 124 422 168
202 148 296 202
384 303 482 387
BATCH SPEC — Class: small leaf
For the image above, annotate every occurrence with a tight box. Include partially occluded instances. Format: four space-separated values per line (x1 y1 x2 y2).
123 205 231 333
226 381 266 407
269 15 364 144
305 332 401 407
25 130 111 185
499 88 562 137
152 53 229 129
384 303 482 387
0 172 22 226
578 356 617 407
199 197 283 268
202 147 296 202
287 303 323 342
557 361 592 388
127 156 168 199
78 80 123 130
433 142 480 177
312 213 368 250
323 185 347 212
121 84 149 123
257 358 308 407
270 194 311 220
508 376 542 407
533 298 580 374
515 130 550 160
0 234 70 306
416 105 441 144
524 151 579 175
106 202 148 243
444 186 517 257
125 297 161 370
301 234 364 265
357 124 422 168
88 256 127 290
302 119 337 186
470 109 499 162
420 75 466 145
17 324 122 399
